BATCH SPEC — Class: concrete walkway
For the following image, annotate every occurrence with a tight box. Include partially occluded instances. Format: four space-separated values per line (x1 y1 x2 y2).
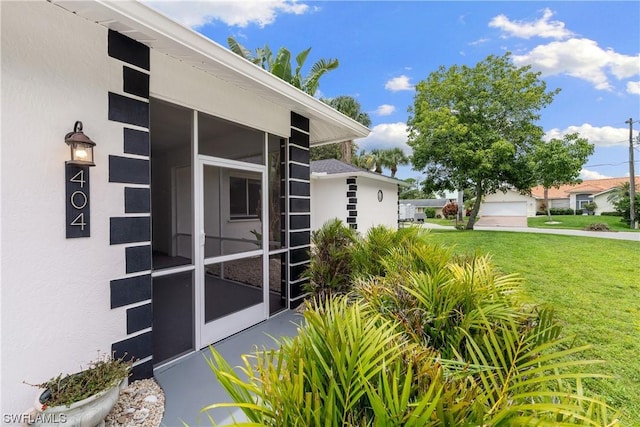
155 310 302 426
422 222 640 241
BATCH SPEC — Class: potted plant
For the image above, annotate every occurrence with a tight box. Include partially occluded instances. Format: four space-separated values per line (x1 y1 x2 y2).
25 352 132 427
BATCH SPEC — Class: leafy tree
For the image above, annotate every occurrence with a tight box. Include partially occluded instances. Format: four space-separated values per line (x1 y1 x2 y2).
399 178 435 200
227 36 338 96
407 53 559 229
533 133 594 221
311 96 371 163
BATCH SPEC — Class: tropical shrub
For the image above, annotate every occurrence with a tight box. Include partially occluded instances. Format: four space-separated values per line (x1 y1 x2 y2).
302 218 357 299
205 226 619 426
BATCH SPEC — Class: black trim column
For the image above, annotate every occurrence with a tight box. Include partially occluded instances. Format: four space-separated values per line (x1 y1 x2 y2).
287 112 311 308
346 177 358 230
107 30 153 381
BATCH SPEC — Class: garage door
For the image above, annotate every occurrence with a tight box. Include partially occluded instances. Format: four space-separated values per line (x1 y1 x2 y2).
480 201 527 217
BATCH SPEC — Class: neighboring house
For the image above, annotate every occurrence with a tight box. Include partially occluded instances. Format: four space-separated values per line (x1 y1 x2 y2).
1 0 369 417
530 177 639 214
400 198 450 220
310 159 407 233
478 189 537 226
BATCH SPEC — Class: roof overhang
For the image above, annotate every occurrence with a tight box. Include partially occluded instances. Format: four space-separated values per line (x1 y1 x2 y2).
51 0 370 145
312 171 410 187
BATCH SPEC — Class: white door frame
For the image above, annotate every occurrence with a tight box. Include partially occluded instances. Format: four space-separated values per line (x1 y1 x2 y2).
194 152 269 349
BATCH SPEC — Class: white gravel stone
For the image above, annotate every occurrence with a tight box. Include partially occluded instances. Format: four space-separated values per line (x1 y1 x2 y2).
105 378 164 427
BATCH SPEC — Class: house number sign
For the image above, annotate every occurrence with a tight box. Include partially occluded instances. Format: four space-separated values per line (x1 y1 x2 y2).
65 164 90 238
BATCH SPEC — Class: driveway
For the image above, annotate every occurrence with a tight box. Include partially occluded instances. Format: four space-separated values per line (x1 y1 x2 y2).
474 216 528 227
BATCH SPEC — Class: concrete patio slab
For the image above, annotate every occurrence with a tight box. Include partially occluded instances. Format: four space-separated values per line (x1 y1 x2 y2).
155 310 303 426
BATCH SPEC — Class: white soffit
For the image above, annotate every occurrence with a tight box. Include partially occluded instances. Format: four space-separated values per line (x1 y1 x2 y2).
51 0 370 145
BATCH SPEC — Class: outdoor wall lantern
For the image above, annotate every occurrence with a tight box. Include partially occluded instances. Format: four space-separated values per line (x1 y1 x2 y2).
65 121 96 166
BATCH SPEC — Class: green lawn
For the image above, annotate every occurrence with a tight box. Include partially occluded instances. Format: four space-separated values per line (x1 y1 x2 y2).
528 214 639 232
426 230 640 425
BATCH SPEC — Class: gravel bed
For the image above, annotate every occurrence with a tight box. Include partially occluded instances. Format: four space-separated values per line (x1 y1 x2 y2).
105 378 165 427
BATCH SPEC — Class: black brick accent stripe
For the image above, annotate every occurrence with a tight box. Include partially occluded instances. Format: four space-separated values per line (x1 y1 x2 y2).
290 247 310 264
290 163 310 180
290 215 310 230
290 198 310 213
291 112 310 132
290 262 309 283
126 245 152 274
288 113 311 303
125 187 151 213
111 331 152 361
110 217 151 245
289 145 309 164
124 128 150 156
109 156 150 184
123 66 150 99
290 280 309 300
108 29 153 379
346 177 358 230
110 274 151 308
290 231 310 247
127 303 152 334
130 359 154 381
290 181 310 197
109 92 149 128
108 29 150 71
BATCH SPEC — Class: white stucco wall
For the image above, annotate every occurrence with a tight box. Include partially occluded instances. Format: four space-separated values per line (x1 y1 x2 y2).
482 190 537 217
1 1 128 417
592 193 616 214
310 175 398 233
356 177 399 232
310 178 347 231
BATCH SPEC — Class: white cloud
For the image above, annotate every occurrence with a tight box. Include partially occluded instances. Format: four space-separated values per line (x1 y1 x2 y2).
384 75 413 92
579 169 611 180
512 38 640 91
356 122 410 154
627 81 640 95
374 104 396 116
489 8 573 40
545 124 628 147
469 38 490 46
143 0 310 28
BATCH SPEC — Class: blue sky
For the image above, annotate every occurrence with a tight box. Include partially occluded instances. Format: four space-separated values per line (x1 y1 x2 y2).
145 1 640 182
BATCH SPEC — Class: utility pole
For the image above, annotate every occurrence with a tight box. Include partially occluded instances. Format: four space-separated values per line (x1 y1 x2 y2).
625 118 637 230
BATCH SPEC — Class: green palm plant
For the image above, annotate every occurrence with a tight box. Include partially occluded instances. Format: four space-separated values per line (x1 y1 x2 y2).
227 36 338 96
303 219 357 299
379 147 410 178
201 226 619 426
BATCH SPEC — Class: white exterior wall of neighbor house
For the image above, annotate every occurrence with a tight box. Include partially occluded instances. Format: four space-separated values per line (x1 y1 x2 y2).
481 190 537 217
1 1 126 416
592 192 616 214
310 178 348 230
355 177 399 232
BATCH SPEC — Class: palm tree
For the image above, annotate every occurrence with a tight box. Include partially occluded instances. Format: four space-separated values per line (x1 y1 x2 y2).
319 96 371 163
227 36 338 96
379 147 409 178
607 181 631 204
